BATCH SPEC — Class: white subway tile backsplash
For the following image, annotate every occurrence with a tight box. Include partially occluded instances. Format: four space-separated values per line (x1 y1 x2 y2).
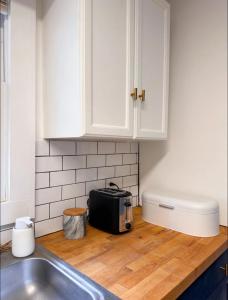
62 183 85 199
76 168 97 182
77 142 97 155
123 175 137 187
35 217 63 238
98 142 115 154
123 154 137 165
50 170 75 186
36 186 61 205
35 140 138 238
63 155 86 170
50 141 76 155
87 155 105 168
50 198 75 218
0 229 12 244
76 196 88 208
132 196 137 207
98 167 115 179
130 185 138 197
36 156 62 172
116 142 130 153
86 180 105 195
36 140 49 156
105 177 123 189
130 164 138 175
124 186 137 195
106 154 122 166
36 173 49 189
115 165 131 177
130 142 139 153
35 204 49 222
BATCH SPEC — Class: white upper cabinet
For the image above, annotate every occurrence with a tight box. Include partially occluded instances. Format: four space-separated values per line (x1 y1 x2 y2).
42 0 170 140
84 0 135 137
134 0 170 139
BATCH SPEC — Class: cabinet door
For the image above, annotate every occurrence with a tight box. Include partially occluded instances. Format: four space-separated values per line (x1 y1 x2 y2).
83 0 135 138
134 0 170 139
178 250 228 300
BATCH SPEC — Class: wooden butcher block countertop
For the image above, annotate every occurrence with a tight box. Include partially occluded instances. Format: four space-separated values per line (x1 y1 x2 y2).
37 208 227 300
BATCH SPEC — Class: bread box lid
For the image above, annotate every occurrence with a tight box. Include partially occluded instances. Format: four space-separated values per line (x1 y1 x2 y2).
142 190 219 215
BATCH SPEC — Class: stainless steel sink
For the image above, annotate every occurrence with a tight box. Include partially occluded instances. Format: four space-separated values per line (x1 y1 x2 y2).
0 246 119 300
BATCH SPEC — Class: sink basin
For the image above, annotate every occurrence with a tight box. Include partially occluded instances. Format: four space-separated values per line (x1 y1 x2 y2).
1 258 102 300
0 247 119 300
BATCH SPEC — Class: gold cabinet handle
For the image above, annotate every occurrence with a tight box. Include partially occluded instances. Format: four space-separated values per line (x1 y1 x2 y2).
219 264 228 276
130 88 137 101
138 89 145 102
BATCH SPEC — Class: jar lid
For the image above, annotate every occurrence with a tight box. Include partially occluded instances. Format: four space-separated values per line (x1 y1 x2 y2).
64 208 87 216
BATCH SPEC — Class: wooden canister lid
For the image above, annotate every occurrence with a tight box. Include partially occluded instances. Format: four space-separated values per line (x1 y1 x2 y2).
64 208 87 216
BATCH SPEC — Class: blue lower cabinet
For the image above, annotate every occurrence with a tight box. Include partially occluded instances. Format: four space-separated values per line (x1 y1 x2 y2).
178 250 228 300
207 278 228 300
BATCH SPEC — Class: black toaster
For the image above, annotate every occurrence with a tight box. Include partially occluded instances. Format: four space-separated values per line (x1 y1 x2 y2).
88 188 133 234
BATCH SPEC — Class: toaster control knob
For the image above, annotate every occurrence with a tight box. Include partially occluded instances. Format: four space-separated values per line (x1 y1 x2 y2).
125 223 131 230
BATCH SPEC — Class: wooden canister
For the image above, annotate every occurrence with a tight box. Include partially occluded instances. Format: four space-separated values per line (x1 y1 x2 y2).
63 208 87 239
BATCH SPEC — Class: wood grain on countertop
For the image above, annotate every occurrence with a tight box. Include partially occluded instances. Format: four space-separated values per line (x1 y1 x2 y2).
37 208 227 300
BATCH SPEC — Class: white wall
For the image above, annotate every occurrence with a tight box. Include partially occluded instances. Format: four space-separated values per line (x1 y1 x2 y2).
140 0 227 226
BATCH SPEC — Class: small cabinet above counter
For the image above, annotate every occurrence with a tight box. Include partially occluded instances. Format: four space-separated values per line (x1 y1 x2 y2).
41 0 170 140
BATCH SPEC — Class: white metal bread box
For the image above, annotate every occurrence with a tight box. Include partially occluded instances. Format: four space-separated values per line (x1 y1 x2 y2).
142 190 219 237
